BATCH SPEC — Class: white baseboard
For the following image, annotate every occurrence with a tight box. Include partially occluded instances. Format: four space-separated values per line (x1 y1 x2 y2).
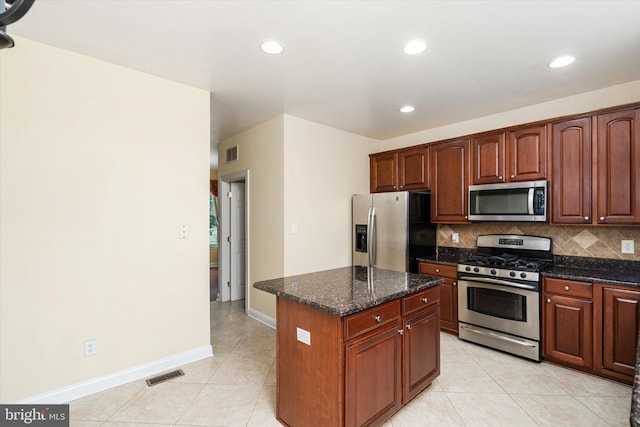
13 345 213 404
248 308 276 329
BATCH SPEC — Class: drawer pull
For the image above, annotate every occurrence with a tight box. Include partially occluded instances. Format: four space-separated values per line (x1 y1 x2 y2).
547 298 551 303
374 315 382 322
435 268 440 273
564 285 570 291
398 329 404 335
406 324 412 330
422 297 429 304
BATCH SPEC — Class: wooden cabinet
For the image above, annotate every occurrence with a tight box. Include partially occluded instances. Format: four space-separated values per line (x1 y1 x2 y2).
595 285 640 382
551 117 593 224
543 277 593 368
430 139 469 223
551 108 640 225
471 125 547 185
596 108 640 224
370 151 398 193
419 262 458 333
398 145 430 191
277 289 440 427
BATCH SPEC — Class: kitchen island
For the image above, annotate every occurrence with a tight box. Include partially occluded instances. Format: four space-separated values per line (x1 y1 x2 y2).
254 266 443 427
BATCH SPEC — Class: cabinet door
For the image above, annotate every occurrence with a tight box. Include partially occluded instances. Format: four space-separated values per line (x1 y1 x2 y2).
600 287 640 378
507 125 548 182
402 305 440 404
543 293 593 368
430 139 469 223
418 263 458 333
370 152 398 193
345 322 402 427
471 132 506 184
399 146 430 190
551 118 593 224
596 108 640 224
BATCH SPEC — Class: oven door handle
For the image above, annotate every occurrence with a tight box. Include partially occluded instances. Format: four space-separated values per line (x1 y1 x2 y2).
460 325 537 348
458 275 537 291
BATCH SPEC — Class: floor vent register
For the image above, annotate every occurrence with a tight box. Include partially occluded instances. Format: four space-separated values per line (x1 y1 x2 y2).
145 369 185 386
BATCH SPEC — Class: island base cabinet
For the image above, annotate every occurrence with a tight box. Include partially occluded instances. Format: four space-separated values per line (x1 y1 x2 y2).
345 322 402 427
402 305 440 404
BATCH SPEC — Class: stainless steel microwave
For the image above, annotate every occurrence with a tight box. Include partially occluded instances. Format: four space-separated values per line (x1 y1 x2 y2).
468 180 548 222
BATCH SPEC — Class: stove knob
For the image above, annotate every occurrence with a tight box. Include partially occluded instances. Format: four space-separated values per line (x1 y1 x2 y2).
465 266 471 272
473 267 480 273
509 272 516 278
520 272 527 279
490 269 497 275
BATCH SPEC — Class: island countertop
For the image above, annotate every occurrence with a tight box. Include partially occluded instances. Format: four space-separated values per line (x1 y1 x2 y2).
253 266 443 317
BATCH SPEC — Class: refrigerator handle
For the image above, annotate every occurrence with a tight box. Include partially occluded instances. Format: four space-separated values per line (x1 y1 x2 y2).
370 207 376 267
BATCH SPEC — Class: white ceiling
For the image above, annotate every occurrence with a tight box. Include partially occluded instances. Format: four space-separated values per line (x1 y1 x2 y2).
9 1 640 169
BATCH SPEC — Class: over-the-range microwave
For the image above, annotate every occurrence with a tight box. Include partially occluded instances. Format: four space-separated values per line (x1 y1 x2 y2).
468 180 548 222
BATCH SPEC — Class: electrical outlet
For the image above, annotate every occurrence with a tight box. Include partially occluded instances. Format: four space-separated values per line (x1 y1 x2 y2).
622 240 635 254
179 225 188 239
452 233 459 243
84 339 97 357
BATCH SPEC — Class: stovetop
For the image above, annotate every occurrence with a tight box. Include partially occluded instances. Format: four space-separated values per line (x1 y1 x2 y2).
461 254 553 272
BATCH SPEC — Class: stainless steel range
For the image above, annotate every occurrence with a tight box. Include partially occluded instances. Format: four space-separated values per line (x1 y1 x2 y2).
457 234 553 361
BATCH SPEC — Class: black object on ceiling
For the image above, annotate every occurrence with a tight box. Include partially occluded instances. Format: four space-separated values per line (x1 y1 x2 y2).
0 0 35 49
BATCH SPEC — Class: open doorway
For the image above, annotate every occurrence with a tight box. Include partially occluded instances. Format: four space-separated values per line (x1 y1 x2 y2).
218 171 249 312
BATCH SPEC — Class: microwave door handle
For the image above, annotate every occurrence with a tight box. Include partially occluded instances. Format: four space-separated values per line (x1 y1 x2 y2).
528 188 535 215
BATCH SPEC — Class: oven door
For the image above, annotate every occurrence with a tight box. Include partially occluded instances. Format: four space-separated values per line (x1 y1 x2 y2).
458 278 539 341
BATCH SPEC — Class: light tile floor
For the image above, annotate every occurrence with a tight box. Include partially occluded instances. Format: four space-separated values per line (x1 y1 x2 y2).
69 299 633 426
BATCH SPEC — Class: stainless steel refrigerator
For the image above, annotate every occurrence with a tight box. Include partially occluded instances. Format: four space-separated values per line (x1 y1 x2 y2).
352 191 436 273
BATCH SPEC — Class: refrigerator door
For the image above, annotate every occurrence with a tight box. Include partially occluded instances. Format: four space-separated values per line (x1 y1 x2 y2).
372 192 408 272
352 194 372 267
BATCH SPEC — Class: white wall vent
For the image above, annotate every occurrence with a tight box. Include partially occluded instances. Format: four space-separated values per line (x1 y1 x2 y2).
226 146 238 163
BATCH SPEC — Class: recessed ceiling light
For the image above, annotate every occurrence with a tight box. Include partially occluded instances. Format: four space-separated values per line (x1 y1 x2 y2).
403 39 427 55
400 106 416 113
260 40 284 55
549 56 576 68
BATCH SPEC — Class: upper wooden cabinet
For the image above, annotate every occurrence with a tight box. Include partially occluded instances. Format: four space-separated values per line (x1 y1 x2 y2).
471 125 548 185
430 139 469 223
398 145 430 191
596 108 640 224
551 117 593 224
370 151 398 193
551 107 640 225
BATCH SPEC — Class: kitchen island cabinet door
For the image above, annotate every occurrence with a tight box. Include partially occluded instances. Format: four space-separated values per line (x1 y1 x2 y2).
430 139 469 223
543 293 593 369
345 322 402 427
551 117 593 224
402 305 440 404
596 108 640 224
370 151 398 193
599 286 640 380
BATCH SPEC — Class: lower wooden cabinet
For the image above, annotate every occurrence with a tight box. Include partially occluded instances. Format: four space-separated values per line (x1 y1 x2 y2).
419 262 458 333
277 287 441 427
542 277 640 385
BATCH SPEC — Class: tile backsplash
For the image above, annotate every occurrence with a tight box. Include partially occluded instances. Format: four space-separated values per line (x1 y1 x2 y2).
438 223 640 261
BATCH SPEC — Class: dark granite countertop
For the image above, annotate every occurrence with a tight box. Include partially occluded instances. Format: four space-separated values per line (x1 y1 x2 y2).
417 247 475 266
253 266 443 317
542 256 640 288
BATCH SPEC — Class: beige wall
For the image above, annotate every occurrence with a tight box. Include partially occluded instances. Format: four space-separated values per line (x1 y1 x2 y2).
380 80 640 151
283 115 374 276
0 38 211 402
218 117 285 318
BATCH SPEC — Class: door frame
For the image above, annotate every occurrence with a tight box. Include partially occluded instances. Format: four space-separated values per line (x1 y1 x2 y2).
219 170 250 313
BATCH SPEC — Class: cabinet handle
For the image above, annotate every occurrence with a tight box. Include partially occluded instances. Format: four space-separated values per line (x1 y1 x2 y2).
398 329 404 335
422 297 429 304
564 285 570 291
547 298 551 303
435 268 440 273
374 315 382 322
406 324 412 330
498 175 503 180
600 216 605 221
510 174 515 179
453 281 457 286
584 216 590 221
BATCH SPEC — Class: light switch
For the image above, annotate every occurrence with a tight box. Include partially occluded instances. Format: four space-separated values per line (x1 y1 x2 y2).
291 223 298 234
296 327 311 346
622 240 635 254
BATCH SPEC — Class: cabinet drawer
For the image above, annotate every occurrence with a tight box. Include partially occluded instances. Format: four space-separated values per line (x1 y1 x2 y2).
544 277 592 299
419 262 457 278
403 286 440 316
344 300 401 340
